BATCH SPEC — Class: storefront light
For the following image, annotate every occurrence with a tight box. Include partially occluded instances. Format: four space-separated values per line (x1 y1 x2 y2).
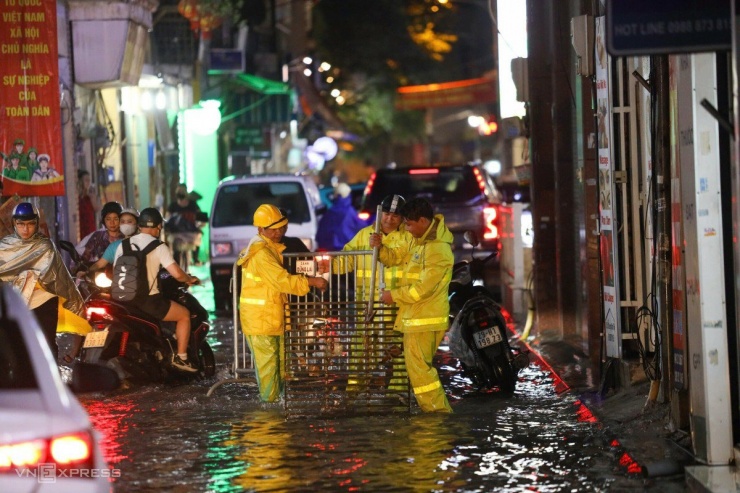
140 91 153 111
155 91 167 110
192 100 222 136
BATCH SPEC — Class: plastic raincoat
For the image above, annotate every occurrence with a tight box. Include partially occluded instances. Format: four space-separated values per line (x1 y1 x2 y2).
0 232 90 335
378 214 454 412
237 234 311 402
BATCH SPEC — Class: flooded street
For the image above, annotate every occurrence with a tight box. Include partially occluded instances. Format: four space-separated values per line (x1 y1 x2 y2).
76 313 676 492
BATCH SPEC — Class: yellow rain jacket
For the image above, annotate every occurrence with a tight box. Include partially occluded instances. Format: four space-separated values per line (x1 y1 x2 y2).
378 215 453 333
238 234 310 336
332 224 414 301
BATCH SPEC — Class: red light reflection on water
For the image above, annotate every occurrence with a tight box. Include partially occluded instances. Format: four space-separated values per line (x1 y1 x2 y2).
82 399 136 467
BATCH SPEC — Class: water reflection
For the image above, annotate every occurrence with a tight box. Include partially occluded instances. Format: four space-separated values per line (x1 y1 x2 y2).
79 354 656 492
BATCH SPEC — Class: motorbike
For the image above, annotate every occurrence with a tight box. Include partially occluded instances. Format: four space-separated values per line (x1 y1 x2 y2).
447 231 529 394
58 240 216 383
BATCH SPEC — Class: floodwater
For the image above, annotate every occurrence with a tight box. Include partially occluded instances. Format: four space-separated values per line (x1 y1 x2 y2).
77 318 666 492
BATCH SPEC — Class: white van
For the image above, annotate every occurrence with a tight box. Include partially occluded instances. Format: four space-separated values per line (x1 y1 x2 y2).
209 174 323 312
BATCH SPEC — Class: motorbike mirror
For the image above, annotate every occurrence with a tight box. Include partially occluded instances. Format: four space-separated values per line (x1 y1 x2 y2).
58 240 81 262
463 231 479 247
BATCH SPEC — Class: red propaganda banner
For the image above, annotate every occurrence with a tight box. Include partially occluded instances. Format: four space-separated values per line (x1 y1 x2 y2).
395 76 498 111
0 0 64 197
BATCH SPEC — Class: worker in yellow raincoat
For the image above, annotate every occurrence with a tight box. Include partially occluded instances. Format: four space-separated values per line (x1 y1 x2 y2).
0 202 90 362
370 197 454 413
323 194 413 393
238 204 328 402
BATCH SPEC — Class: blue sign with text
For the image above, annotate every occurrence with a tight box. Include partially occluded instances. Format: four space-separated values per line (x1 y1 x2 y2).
606 0 731 56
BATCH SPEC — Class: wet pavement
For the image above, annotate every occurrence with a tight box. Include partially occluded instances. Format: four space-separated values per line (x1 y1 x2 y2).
71 264 690 492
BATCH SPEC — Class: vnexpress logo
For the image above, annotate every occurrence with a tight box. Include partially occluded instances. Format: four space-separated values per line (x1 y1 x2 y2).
38 463 56 483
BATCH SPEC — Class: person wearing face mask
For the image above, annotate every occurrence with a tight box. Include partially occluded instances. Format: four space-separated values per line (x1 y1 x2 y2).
78 207 140 278
165 184 204 266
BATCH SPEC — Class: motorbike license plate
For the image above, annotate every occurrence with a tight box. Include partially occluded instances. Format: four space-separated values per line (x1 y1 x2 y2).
83 330 109 348
473 327 502 349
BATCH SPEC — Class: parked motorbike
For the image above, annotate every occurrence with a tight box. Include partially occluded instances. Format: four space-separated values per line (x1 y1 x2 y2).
58 240 216 383
447 232 529 393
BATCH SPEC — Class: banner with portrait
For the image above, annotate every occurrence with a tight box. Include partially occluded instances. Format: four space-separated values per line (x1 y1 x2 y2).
0 0 64 196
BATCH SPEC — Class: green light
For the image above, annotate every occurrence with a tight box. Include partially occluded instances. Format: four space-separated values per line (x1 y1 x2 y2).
192 100 222 135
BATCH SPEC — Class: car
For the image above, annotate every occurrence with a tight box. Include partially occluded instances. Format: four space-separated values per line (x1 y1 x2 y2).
359 164 504 253
0 284 119 493
209 174 323 313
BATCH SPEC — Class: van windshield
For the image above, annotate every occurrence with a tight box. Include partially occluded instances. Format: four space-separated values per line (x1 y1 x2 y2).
213 182 311 227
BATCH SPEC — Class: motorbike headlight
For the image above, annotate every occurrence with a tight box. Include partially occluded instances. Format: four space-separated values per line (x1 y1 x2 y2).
95 272 112 288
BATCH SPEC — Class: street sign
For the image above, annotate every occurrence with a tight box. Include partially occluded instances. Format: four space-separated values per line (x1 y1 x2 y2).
208 49 245 74
606 0 731 56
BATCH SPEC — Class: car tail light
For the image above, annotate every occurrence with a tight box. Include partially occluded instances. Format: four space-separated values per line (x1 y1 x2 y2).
482 206 499 240
0 431 94 474
472 166 487 192
364 173 376 197
358 211 371 221
50 432 92 465
408 168 439 175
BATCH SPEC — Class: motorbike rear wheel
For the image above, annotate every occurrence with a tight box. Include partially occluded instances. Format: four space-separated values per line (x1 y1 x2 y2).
198 341 216 377
492 355 517 394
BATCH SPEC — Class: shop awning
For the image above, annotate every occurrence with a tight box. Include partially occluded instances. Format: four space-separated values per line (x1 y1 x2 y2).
234 73 291 95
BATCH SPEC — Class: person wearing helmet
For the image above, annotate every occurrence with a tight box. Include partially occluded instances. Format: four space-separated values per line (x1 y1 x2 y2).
238 203 328 402
315 182 367 252
75 201 123 266
112 207 201 373
165 183 204 266
317 194 412 394
79 207 140 277
0 202 89 361
370 197 454 413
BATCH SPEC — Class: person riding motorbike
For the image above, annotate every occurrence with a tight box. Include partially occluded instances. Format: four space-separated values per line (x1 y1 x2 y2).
165 184 203 266
75 201 123 266
78 207 139 278
112 207 200 373
370 197 454 413
238 204 328 402
0 202 90 361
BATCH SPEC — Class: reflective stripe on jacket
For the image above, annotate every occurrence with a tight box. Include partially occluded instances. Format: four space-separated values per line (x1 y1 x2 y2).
331 224 414 301
379 214 453 333
238 235 310 336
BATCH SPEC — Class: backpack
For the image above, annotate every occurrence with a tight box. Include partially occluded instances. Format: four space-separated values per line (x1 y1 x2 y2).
111 238 162 302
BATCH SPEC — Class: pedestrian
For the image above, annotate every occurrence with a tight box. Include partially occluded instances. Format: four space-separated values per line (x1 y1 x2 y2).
75 201 123 265
112 207 201 372
0 202 90 361
77 170 101 240
316 183 367 251
238 204 327 402
320 194 412 392
370 197 454 413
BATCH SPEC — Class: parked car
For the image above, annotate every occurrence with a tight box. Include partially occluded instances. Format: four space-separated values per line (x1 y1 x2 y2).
209 174 323 313
0 284 118 493
359 164 504 253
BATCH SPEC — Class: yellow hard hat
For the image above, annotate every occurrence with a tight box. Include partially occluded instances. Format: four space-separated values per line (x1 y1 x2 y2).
253 204 288 229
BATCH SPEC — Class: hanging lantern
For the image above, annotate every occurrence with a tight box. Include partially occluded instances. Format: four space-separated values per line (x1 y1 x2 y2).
177 0 198 20
199 13 223 36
